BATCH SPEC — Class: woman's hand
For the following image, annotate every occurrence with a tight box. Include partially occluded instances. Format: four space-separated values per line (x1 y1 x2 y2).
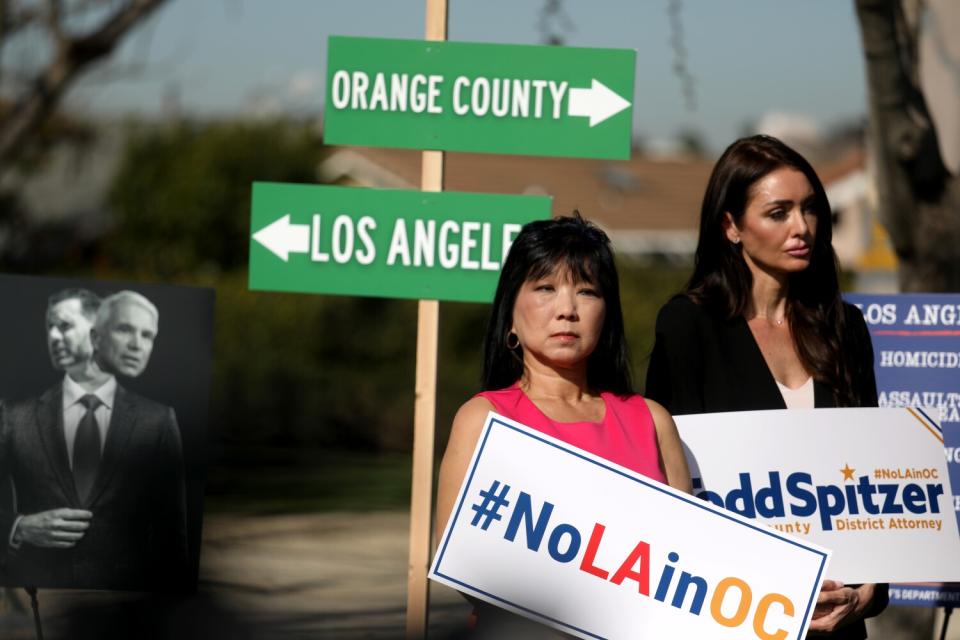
808 581 876 635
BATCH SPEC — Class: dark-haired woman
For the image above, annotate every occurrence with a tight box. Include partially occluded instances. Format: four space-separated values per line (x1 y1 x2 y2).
646 135 886 638
436 215 691 635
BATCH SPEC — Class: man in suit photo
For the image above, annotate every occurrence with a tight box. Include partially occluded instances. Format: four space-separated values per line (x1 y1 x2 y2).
0 288 189 592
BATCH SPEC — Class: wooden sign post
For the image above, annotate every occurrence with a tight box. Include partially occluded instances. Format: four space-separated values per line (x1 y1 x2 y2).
406 4 446 638
291 4 635 635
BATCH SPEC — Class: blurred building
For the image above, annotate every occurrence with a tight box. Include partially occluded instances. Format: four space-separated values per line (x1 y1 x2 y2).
819 146 898 292
2 111 899 291
320 147 713 262
0 118 123 269
320 143 898 291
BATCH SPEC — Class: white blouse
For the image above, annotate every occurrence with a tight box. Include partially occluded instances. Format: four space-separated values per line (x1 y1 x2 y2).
776 377 815 410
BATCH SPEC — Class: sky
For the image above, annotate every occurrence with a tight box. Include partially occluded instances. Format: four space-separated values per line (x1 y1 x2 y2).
67 0 868 153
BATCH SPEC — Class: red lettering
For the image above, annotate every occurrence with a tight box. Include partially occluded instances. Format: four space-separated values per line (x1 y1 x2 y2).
610 540 650 595
578 522 609 580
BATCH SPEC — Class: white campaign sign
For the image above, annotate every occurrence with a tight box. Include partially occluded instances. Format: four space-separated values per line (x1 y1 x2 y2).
430 412 830 640
676 407 960 583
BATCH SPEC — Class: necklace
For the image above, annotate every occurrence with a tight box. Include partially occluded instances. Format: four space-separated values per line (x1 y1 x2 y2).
753 299 787 326
755 315 785 326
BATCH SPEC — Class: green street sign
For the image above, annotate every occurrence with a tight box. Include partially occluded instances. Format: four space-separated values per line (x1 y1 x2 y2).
324 36 635 160
249 183 551 302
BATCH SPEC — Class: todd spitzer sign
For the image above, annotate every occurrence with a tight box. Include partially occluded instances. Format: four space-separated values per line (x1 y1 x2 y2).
676 407 960 584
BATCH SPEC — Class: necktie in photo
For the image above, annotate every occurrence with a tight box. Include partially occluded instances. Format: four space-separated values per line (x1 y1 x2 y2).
73 394 102 503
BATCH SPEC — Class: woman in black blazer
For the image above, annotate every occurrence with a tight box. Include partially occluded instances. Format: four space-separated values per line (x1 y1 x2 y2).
646 135 886 639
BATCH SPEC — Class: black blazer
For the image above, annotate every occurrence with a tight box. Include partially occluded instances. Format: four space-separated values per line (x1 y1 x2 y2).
646 295 878 415
0 383 188 591
645 295 885 640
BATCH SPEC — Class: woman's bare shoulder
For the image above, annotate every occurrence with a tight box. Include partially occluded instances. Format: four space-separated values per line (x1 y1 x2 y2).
641 396 670 422
450 396 496 437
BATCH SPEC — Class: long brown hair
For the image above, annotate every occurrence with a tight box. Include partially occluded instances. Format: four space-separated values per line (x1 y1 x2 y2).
685 135 860 406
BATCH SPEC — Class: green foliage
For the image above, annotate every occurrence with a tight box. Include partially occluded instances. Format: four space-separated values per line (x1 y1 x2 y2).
617 257 691 393
108 119 326 276
105 119 426 450
104 118 694 455
205 259 689 454
210 272 418 450
0 105 97 175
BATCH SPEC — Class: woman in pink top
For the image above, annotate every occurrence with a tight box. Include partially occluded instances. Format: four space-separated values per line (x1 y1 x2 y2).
435 215 691 634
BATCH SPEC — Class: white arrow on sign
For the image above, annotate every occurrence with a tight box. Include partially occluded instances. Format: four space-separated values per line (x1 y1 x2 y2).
567 79 631 127
252 214 310 262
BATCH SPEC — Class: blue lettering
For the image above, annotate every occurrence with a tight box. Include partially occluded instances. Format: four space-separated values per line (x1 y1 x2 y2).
856 476 880 514
787 472 817 517
698 490 723 507
547 523 581 563
816 485 845 531
671 571 707 614
707 471 940 531
756 472 785 518
879 484 903 514
693 478 723 508
902 484 926 514
926 484 944 513
504 492 553 550
725 473 756 517
844 485 860 515
654 551 680 602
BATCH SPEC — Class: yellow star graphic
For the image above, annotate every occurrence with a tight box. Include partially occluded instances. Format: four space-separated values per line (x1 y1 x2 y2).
840 464 856 481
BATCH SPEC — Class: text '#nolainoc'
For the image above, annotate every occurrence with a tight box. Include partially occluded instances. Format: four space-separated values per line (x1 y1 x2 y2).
469 479 797 640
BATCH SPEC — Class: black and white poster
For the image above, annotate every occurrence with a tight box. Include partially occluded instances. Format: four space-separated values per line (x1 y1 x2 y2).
0 274 213 593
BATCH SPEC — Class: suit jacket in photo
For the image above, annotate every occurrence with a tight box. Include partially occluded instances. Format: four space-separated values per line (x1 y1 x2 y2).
0 382 188 592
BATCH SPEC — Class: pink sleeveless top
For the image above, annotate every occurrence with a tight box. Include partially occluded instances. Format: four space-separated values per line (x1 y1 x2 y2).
476 385 667 483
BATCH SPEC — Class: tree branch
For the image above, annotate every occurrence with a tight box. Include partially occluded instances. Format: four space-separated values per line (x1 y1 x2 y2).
44 0 67 50
855 0 960 291
1 1 117 40
0 0 167 176
855 0 946 200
